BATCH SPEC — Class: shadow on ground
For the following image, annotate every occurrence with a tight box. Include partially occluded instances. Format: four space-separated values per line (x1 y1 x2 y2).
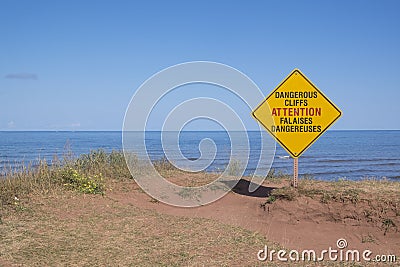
221 179 276 198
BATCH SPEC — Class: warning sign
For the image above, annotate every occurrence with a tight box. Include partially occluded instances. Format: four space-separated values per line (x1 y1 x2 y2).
252 69 342 158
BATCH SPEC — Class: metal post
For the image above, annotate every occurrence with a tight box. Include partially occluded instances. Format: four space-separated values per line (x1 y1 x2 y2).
293 157 298 188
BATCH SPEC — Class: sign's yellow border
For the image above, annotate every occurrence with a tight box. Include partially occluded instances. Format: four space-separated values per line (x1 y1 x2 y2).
252 69 342 158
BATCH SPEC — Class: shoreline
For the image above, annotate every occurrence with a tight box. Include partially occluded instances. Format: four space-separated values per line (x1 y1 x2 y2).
1 131 399 181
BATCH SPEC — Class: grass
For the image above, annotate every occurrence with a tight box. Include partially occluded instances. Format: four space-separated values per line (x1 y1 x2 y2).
0 149 130 211
0 192 278 266
262 174 400 235
382 218 397 236
1 151 399 266
263 174 400 205
361 233 376 243
0 150 185 211
0 150 285 266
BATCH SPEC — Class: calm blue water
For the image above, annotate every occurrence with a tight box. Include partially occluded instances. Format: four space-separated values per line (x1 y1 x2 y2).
0 131 399 181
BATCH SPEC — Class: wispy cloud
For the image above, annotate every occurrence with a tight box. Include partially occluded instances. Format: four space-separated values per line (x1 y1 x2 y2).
4 73 38 80
7 120 15 129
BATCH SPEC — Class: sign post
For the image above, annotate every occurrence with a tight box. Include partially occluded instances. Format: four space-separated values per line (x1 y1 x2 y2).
293 158 298 188
252 69 341 187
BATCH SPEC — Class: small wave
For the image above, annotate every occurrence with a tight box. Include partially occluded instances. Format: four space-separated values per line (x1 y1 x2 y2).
316 158 400 164
277 155 290 159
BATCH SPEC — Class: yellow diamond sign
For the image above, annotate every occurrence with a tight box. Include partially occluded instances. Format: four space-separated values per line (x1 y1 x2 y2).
252 69 341 158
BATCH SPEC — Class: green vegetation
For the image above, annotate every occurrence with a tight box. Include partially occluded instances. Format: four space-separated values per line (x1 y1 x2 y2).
265 195 276 204
270 186 298 201
0 150 283 266
60 167 105 195
1 152 399 266
264 174 399 205
262 174 400 235
0 149 130 212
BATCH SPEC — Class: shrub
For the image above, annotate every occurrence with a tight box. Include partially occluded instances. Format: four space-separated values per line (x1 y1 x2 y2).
270 187 298 201
60 167 105 195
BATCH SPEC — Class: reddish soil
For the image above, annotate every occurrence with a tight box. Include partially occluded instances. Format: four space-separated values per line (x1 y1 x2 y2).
107 179 400 256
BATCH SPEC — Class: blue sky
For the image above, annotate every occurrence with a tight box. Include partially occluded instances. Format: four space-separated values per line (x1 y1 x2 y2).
1 0 399 130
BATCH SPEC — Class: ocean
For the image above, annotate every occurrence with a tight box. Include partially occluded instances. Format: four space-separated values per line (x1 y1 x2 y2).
0 131 399 181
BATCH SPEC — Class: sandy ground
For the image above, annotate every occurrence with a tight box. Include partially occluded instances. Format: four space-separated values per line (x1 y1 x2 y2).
105 178 400 256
